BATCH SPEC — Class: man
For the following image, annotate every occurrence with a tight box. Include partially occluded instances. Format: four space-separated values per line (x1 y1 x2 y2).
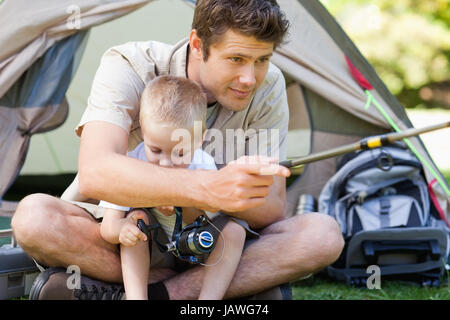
12 0 344 300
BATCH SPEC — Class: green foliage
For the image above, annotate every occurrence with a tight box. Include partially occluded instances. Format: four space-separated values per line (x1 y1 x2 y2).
320 0 450 108
442 169 450 185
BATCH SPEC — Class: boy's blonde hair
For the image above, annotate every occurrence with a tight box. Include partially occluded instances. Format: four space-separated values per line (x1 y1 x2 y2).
140 75 207 130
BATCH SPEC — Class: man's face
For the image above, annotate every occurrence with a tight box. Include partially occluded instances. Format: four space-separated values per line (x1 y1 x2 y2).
196 29 274 111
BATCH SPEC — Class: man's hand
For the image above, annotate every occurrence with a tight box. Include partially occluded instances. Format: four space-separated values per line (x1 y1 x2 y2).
118 211 148 247
197 156 290 213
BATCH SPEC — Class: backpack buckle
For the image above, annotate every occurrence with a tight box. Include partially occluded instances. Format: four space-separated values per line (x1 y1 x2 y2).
379 198 391 215
377 151 394 171
357 191 367 204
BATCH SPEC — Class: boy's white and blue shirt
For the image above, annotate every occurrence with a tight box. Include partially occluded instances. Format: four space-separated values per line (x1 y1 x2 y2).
99 142 219 238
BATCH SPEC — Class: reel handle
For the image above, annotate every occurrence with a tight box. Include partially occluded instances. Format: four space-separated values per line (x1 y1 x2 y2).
137 219 149 237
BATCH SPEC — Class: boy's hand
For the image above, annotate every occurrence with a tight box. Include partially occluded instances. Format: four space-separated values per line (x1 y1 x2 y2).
155 206 175 216
119 210 148 247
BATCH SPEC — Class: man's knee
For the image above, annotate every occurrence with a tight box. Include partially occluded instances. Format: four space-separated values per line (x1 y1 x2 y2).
12 193 56 248
293 213 344 270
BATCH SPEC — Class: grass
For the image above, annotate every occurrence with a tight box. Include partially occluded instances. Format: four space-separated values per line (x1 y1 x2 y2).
292 273 450 300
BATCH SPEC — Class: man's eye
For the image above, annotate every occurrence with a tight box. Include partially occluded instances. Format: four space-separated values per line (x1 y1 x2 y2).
230 57 243 63
258 57 269 63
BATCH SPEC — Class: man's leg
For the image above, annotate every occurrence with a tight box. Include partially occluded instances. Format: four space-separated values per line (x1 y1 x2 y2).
164 213 344 300
11 193 122 282
18 195 343 300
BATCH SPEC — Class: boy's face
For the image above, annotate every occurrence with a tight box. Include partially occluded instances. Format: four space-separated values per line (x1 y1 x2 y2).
192 29 274 111
141 120 201 168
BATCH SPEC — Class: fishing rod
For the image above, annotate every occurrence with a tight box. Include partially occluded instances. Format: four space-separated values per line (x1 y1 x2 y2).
279 121 450 169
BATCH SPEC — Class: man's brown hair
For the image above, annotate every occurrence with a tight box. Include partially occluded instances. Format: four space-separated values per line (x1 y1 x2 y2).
192 0 290 60
140 75 207 129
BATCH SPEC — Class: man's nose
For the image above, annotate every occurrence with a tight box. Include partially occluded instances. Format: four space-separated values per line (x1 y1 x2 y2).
239 64 256 88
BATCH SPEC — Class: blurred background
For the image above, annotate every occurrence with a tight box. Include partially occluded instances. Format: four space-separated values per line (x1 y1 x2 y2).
321 0 450 174
16 0 449 181
322 0 450 110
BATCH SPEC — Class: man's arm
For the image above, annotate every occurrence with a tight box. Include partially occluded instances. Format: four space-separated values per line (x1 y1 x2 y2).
77 121 290 212
232 65 289 229
78 121 210 209
222 68 289 229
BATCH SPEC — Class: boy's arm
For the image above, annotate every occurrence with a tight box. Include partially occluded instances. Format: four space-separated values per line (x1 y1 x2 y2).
101 207 149 245
100 208 127 244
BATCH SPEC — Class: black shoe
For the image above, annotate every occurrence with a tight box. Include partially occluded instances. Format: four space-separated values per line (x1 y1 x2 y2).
29 267 125 300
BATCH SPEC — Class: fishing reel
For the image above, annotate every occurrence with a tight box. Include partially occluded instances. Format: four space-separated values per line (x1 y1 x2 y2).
137 207 216 264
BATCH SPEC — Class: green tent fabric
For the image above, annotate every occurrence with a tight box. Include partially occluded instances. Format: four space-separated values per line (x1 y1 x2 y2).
0 0 151 199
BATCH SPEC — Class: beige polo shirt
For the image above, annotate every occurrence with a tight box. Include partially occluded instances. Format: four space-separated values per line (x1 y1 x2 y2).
76 38 289 167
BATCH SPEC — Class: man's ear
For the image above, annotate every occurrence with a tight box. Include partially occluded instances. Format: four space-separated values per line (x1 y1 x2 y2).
189 29 203 61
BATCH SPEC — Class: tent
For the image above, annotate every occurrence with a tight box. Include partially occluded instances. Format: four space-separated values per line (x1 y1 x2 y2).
1 0 449 224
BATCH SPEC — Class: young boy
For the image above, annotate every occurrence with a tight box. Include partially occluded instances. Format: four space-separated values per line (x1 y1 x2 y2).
99 75 247 300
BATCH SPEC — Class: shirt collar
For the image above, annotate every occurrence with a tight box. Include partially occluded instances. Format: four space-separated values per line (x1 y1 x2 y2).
168 38 189 78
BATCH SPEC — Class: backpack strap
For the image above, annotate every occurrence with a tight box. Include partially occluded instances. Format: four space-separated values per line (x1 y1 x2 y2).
379 198 391 227
339 176 407 205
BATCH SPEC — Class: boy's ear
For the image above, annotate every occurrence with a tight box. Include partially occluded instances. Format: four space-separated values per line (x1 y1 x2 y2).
189 29 203 61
